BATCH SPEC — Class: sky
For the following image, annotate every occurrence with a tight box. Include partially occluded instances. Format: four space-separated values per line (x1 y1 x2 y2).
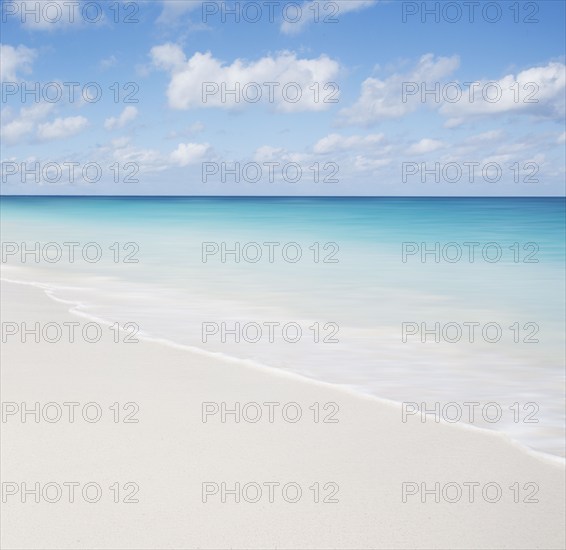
0 0 565 196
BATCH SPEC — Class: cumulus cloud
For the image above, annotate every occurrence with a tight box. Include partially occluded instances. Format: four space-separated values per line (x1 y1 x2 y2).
463 130 505 144
37 116 88 140
150 43 188 71
407 138 445 155
2 115 34 143
281 0 377 34
1 103 53 144
252 134 391 180
252 126 562 183
339 54 460 125
3 106 86 145
439 62 566 123
104 106 139 130
108 141 166 170
0 43 36 82
340 56 564 127
92 138 213 173
170 142 211 166
249 139 391 182
150 44 341 112
312 133 392 174
313 133 385 154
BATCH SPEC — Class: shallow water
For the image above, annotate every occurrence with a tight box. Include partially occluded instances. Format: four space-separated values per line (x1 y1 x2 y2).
2 196 564 456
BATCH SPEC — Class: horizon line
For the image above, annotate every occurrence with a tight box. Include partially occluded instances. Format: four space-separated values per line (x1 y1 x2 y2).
1 195 565 199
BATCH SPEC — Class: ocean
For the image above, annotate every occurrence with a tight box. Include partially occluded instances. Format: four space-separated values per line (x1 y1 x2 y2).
1 196 564 457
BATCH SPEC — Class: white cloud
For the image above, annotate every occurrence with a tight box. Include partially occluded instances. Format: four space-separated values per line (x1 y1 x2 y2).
464 130 505 144
253 126 563 183
170 142 211 166
104 106 139 130
110 142 167 170
340 54 460 125
99 55 118 70
37 116 88 140
254 133 390 173
252 134 391 179
150 43 187 71
2 117 34 144
0 103 53 144
439 62 566 121
0 43 36 82
340 57 564 127
443 117 464 128
150 44 341 112
96 138 212 173
313 133 385 154
407 138 445 155
558 132 566 144
78 124 562 190
281 0 377 34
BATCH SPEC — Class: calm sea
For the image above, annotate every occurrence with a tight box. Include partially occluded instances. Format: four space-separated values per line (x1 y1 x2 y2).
2 196 565 456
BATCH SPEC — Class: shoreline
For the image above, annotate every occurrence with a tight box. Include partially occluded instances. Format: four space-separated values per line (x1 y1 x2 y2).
2 278 565 549
2 274 565 465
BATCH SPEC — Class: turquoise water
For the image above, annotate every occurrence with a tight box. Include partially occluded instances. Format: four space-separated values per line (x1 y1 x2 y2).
1 197 565 456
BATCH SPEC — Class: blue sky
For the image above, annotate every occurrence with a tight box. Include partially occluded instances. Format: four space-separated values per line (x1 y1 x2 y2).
1 0 565 195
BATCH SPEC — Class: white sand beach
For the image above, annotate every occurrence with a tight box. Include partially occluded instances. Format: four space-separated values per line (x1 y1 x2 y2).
1 279 564 549
2 0 565 544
